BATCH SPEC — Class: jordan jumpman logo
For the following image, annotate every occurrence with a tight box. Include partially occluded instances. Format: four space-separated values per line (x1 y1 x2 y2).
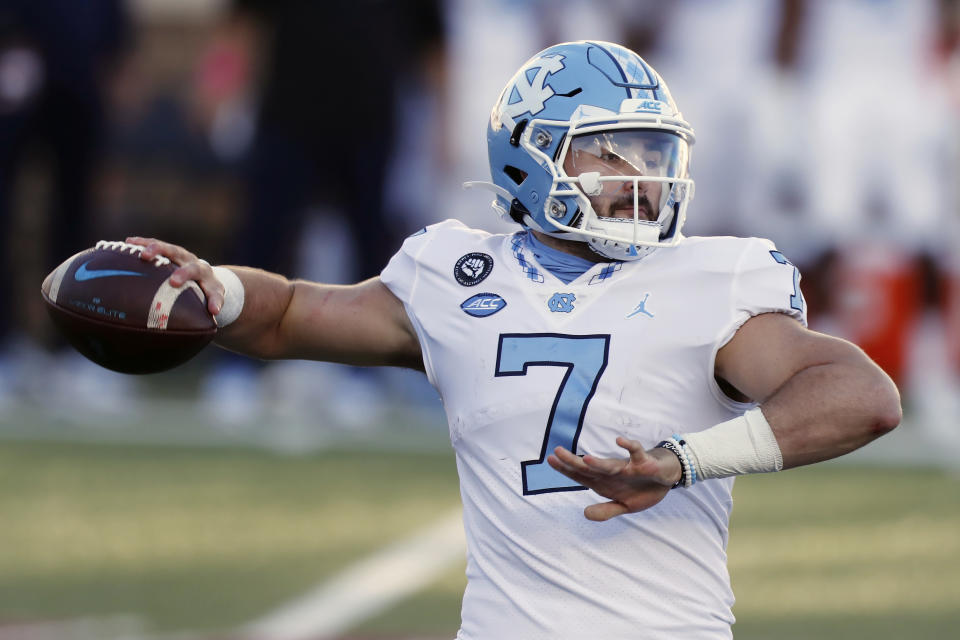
627 293 655 319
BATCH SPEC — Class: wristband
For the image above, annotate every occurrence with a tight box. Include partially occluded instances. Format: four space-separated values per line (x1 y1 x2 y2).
655 438 687 488
655 436 695 488
212 265 245 328
681 407 783 480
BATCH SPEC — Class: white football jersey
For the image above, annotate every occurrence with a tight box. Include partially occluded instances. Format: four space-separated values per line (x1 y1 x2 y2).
380 220 806 640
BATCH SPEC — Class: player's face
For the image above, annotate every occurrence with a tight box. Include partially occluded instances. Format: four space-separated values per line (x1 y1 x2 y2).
562 131 669 221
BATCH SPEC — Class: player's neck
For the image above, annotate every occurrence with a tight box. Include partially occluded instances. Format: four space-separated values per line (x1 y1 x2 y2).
529 230 607 263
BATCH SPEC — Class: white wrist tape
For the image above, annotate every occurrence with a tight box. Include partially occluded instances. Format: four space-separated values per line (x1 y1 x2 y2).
681 407 783 480
212 266 245 328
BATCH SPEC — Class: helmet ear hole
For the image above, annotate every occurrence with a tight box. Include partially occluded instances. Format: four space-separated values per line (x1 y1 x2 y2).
503 166 528 185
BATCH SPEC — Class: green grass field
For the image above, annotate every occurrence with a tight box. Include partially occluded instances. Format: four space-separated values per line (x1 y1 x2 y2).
0 438 957 638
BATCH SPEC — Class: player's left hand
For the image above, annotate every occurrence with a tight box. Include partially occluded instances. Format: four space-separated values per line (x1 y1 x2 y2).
547 437 681 522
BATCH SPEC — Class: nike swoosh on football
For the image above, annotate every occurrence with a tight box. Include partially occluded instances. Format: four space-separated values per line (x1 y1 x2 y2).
74 260 146 281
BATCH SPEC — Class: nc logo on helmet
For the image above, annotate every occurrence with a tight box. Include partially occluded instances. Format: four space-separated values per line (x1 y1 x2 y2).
494 54 566 130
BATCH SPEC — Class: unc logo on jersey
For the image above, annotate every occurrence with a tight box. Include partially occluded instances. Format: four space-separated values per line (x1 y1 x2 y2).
494 54 566 129
548 292 576 313
454 252 494 286
460 293 506 318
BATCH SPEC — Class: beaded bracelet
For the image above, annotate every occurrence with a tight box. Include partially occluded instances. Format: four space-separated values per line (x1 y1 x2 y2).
655 438 690 489
672 433 697 487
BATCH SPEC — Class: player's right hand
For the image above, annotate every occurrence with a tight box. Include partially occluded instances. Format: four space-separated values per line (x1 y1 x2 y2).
126 236 225 318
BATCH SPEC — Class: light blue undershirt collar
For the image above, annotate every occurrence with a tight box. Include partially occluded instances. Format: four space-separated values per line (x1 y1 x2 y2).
523 231 598 284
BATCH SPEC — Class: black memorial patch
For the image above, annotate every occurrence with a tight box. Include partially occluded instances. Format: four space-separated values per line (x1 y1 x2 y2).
454 252 494 286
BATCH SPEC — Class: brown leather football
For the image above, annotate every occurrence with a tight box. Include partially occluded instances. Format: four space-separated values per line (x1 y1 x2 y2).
41 241 217 374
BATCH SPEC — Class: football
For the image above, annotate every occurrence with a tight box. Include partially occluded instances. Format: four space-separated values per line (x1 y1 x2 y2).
41 240 217 374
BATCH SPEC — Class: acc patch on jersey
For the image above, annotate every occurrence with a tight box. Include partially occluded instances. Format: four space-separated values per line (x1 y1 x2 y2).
460 293 506 318
454 252 494 286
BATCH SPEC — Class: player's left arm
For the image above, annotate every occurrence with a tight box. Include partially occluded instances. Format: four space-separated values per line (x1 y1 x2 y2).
715 311 901 469
548 312 901 522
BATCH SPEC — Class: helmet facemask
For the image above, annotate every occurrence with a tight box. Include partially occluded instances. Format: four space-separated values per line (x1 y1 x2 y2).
544 125 694 261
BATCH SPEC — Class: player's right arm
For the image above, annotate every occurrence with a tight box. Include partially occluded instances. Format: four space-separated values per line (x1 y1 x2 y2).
128 237 423 370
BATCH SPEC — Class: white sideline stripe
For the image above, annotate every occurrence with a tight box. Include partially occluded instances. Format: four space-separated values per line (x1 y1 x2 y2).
241 508 465 640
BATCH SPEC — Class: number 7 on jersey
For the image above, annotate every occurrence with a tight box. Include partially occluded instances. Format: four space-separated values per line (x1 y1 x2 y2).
495 333 611 495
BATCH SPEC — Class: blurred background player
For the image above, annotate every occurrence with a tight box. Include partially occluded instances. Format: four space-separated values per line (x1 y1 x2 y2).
0 0 133 413
190 0 446 426
647 0 960 456
743 0 958 450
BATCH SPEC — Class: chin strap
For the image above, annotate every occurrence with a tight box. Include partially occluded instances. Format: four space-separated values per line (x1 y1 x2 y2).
462 181 514 201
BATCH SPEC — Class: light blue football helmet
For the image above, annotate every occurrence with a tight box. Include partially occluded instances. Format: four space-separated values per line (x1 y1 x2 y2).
474 41 695 261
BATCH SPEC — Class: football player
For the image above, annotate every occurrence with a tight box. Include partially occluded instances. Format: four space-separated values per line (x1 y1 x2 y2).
131 41 900 639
